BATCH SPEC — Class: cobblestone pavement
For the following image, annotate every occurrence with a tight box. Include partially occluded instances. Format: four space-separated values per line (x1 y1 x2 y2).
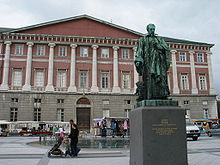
0 135 220 165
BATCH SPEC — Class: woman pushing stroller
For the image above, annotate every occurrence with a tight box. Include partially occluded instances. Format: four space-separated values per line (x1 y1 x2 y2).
68 119 80 157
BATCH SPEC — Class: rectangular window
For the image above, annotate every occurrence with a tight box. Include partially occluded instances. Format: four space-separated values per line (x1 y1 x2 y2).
179 52 186 62
37 45 45 56
57 70 66 88
10 108 18 121
34 98 41 103
11 98 18 102
199 75 207 90
57 108 64 122
197 53 204 62
102 99 110 104
79 72 88 88
124 109 131 118
80 47 88 57
124 100 131 104
122 74 131 89
180 75 189 90
15 44 23 55
202 101 208 105
101 72 109 88
34 71 44 87
122 48 129 59
203 109 209 118
34 108 41 121
12 70 22 86
183 100 189 105
59 46 67 56
103 109 110 118
57 99 64 104
185 109 190 119
101 48 109 58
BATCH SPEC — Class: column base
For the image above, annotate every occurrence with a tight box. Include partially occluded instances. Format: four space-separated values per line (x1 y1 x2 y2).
68 86 77 92
209 88 216 95
22 84 31 91
0 84 9 90
112 86 121 93
91 86 99 93
45 85 54 91
172 88 180 94
191 88 198 94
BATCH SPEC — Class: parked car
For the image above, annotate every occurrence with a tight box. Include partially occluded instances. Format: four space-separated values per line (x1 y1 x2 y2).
186 122 200 141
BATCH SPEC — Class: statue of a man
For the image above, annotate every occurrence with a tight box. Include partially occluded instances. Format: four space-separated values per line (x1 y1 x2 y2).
135 24 170 101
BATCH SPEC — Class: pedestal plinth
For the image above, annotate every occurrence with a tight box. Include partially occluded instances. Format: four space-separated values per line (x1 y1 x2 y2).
130 100 188 165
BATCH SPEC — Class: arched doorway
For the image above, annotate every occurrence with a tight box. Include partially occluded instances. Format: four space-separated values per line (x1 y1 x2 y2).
76 97 91 132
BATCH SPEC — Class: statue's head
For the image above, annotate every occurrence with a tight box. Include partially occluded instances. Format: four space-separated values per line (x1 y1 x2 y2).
146 24 155 36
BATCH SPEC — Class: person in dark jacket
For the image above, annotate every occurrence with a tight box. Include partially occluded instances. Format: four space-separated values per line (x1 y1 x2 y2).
69 119 80 157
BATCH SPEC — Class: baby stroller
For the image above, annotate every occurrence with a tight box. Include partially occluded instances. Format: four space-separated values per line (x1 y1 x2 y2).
48 136 64 157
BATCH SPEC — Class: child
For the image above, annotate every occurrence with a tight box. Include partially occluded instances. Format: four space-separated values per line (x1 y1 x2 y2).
63 136 71 157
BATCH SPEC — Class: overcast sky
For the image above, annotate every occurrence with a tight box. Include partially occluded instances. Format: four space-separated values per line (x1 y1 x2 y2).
0 0 220 95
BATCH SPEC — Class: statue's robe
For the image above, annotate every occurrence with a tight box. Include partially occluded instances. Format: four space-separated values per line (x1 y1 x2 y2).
135 34 170 100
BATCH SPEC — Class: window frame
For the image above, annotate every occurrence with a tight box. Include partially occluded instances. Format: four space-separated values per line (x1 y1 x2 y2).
10 108 18 121
101 72 110 89
34 70 45 87
101 48 109 58
121 48 130 59
80 47 88 57
180 74 189 90
57 70 67 88
179 52 186 62
15 44 24 55
79 71 88 88
33 108 41 121
122 73 131 89
197 53 204 63
199 75 207 90
37 45 45 56
58 46 67 57
12 70 22 87
57 108 64 122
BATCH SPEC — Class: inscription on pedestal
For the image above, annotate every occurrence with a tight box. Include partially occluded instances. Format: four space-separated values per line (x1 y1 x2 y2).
152 119 177 136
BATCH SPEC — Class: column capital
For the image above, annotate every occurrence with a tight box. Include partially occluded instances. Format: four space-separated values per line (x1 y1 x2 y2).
48 43 56 47
70 44 77 48
92 45 99 49
189 51 195 55
207 51 212 56
27 42 34 46
113 46 119 51
4 41 12 45
170 49 177 54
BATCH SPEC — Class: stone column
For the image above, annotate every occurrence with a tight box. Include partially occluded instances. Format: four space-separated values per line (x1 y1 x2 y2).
207 51 215 94
171 50 180 94
133 47 138 93
91 45 99 93
22 42 34 91
0 41 12 90
112 46 120 93
0 43 2 54
45 43 55 91
68 44 77 92
189 51 198 94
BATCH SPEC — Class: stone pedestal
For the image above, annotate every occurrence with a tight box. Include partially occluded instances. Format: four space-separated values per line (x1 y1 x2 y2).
130 100 188 165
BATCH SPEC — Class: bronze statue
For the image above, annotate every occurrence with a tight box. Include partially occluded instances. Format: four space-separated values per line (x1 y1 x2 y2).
135 24 170 101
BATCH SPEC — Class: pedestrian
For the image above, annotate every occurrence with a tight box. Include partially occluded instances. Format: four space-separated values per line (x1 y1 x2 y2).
68 120 80 157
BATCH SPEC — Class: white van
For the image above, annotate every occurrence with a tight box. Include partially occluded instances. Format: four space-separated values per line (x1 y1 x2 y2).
186 122 200 141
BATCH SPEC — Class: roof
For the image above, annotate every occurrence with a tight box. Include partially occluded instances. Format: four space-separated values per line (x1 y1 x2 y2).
2 14 214 47
0 27 15 32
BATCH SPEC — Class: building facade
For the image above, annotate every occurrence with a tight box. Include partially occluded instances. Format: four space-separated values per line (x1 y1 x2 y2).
0 15 218 131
